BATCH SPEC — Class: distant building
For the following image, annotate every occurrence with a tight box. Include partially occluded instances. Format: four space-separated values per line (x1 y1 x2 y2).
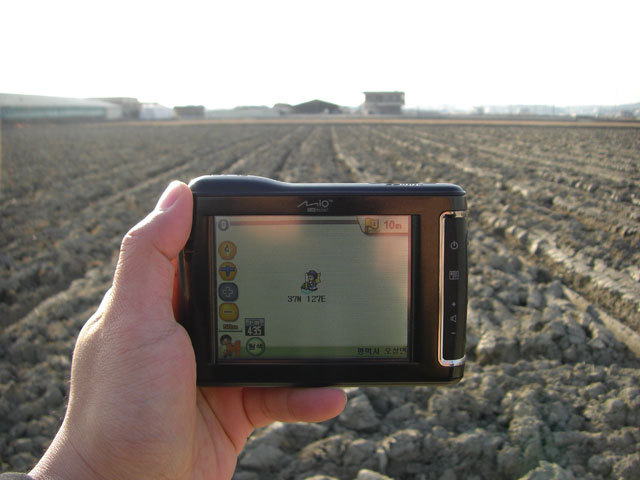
206 106 278 119
363 91 405 115
174 105 205 119
94 97 141 119
292 99 342 114
273 103 293 115
139 103 174 120
0 93 122 121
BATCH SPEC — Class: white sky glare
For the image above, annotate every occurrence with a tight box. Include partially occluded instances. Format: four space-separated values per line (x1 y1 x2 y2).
2 0 639 109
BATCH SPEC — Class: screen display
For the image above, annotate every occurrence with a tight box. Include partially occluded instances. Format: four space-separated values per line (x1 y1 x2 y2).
213 215 411 362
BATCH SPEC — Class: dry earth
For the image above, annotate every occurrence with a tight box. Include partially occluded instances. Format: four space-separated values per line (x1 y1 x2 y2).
1 121 639 479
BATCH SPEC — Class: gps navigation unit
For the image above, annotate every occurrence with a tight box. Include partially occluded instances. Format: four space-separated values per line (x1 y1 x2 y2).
178 175 468 386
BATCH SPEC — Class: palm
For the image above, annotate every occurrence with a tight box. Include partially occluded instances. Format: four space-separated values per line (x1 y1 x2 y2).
192 388 252 479
92 323 341 480
110 324 252 480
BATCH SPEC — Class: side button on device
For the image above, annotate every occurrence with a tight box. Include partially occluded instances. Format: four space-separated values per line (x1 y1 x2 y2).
442 213 468 362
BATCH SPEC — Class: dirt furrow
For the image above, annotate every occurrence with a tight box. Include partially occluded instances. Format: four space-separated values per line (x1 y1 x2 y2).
276 126 353 183
458 127 639 177
378 124 640 269
225 126 308 177
369 125 640 336
2 123 639 479
401 126 637 199
330 126 380 182
0 125 300 326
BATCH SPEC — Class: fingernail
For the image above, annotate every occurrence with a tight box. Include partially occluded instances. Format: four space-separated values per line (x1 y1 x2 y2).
156 181 182 210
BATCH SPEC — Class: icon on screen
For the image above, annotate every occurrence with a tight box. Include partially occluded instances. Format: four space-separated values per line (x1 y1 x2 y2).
219 303 239 321
246 337 266 357
364 218 379 233
301 270 321 294
219 283 239 301
218 241 237 260
218 262 237 281
220 335 241 358
245 318 265 336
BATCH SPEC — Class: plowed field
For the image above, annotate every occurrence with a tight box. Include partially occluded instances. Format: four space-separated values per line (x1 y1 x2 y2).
1 121 639 479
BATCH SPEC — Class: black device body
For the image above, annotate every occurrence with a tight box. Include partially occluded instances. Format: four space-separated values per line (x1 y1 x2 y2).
178 175 468 386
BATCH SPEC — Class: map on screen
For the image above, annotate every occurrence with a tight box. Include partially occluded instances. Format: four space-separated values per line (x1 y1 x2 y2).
213 215 411 361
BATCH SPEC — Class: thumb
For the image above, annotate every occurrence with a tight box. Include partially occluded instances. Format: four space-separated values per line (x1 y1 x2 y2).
109 181 193 326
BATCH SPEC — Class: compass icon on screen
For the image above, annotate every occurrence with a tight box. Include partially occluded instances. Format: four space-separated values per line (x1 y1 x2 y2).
219 283 238 301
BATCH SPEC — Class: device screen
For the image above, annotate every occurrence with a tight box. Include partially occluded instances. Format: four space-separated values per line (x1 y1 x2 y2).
212 215 411 362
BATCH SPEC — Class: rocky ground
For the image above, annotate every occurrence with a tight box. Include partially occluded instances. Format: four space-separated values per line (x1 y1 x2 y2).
1 121 639 479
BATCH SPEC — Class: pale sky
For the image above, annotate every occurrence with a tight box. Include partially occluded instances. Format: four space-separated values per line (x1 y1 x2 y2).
2 0 639 109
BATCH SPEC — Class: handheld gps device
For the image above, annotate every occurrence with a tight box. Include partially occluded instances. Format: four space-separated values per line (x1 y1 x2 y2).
178 175 468 386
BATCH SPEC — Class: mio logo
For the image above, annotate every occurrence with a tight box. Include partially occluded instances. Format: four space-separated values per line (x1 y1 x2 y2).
297 199 333 212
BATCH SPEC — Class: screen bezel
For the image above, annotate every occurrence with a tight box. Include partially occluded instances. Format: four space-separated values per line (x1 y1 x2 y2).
210 214 415 364
183 193 464 385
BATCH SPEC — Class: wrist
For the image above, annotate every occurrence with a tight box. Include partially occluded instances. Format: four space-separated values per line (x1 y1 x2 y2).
28 426 100 480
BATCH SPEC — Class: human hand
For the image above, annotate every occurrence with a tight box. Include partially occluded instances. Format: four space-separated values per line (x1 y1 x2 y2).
29 181 346 480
